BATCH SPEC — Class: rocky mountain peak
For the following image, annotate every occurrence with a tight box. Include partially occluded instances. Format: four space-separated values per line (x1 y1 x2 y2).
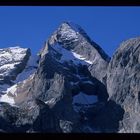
57 21 110 61
0 22 110 133
40 22 110 84
41 21 110 59
0 22 139 133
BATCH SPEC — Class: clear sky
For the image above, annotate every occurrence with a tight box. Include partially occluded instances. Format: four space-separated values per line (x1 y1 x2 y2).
0 6 140 57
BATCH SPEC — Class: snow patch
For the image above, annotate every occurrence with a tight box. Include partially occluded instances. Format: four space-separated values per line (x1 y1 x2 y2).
0 62 20 76
0 46 30 93
52 43 93 65
0 84 17 105
0 46 28 66
45 98 56 105
72 92 98 112
7 84 17 96
0 53 38 94
0 47 39 106
0 46 29 80
72 52 93 64
0 94 15 105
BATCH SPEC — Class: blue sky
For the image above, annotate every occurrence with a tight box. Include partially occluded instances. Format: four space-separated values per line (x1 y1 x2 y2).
0 6 140 57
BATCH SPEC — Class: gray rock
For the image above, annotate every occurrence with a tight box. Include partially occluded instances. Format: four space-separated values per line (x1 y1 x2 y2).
40 22 110 84
59 120 73 133
107 37 140 132
2 44 80 133
0 47 31 87
0 22 109 133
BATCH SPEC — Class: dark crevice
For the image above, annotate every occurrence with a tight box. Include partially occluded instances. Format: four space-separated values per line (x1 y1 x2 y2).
90 100 125 132
138 91 140 104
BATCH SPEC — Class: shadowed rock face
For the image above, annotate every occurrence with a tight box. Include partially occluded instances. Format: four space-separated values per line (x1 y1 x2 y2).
89 100 124 133
107 37 140 132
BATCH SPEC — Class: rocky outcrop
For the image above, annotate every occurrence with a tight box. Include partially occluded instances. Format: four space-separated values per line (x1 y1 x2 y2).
107 37 140 132
0 47 31 92
0 49 80 132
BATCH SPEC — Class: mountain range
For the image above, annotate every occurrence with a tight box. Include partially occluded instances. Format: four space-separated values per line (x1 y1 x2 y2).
0 22 139 133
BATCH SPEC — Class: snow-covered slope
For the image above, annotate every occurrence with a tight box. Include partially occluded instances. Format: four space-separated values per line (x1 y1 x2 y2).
0 46 39 105
0 55 38 104
0 46 31 86
0 84 17 105
0 47 28 67
0 47 29 75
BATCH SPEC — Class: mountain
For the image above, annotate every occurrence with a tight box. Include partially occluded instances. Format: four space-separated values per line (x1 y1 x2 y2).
0 22 139 133
107 37 140 132
40 22 110 84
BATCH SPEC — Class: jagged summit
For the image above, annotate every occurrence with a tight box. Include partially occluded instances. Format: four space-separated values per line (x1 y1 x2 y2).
55 21 110 61
59 21 86 34
58 21 95 42
40 22 110 83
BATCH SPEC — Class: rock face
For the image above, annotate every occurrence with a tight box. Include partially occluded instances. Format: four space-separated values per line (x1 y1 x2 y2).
0 47 31 93
0 22 139 133
41 22 110 84
0 22 110 133
107 37 140 133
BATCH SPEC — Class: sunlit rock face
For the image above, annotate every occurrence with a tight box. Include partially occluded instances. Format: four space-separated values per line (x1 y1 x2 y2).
41 22 110 84
107 37 140 133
